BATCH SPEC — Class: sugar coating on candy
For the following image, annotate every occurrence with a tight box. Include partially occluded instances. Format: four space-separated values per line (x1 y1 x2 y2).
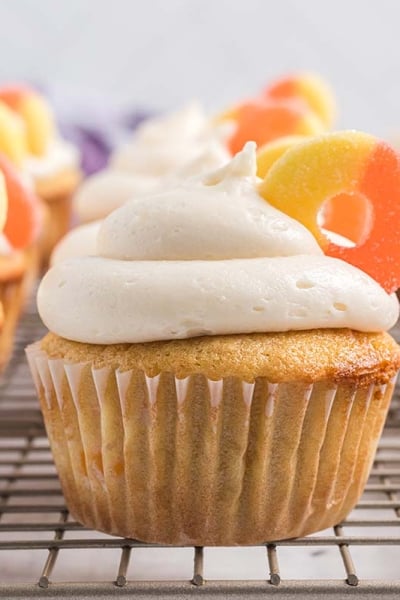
327 142 400 293
264 73 336 128
1 156 42 249
257 135 308 178
0 86 55 156
228 100 324 156
259 131 375 246
0 101 27 165
259 131 400 293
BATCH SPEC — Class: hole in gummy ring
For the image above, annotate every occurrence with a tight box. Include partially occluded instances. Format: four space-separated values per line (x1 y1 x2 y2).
317 191 374 247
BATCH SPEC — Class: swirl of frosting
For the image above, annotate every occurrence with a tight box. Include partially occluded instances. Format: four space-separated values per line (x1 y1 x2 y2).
51 220 100 265
74 171 160 224
38 143 399 343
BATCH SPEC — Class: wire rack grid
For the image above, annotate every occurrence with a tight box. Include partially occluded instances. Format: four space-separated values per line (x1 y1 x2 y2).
0 303 400 599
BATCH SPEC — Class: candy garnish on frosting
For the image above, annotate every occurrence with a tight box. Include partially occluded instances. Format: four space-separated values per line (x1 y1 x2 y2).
256 135 308 178
263 73 336 128
0 86 55 156
0 155 42 249
38 143 398 344
227 100 324 155
259 131 400 293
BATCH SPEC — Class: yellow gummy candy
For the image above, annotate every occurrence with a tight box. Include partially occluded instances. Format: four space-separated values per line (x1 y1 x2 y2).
258 131 376 247
0 101 27 166
265 72 336 129
19 93 55 156
256 135 308 178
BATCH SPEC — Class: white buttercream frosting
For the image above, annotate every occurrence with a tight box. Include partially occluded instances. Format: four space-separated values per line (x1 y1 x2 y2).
51 221 101 266
38 143 399 343
24 138 80 180
74 104 231 223
73 171 160 224
111 102 232 176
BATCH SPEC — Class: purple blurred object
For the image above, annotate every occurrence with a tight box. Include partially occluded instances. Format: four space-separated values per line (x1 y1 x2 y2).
59 124 110 175
36 84 153 176
60 109 151 176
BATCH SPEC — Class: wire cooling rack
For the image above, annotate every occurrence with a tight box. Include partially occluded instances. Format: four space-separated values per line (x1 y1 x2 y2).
0 304 400 599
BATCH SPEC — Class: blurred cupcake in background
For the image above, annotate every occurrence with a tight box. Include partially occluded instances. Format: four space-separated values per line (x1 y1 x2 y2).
220 71 336 159
0 85 81 266
0 155 43 369
73 102 231 225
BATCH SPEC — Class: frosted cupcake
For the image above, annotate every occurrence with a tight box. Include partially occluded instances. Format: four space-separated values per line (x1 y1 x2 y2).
27 142 400 545
0 155 42 369
0 85 81 264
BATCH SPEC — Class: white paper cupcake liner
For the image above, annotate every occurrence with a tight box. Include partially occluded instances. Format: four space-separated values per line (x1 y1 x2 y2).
26 342 396 545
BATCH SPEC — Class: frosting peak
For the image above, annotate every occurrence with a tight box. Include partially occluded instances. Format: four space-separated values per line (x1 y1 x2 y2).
203 140 257 184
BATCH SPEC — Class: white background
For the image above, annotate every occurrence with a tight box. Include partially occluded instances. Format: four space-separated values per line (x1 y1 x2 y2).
0 0 399 136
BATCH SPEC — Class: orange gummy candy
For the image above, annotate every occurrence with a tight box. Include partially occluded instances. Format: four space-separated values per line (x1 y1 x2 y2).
263 73 336 128
0 85 32 110
228 100 323 156
0 85 54 156
259 131 400 293
1 155 42 249
327 141 400 293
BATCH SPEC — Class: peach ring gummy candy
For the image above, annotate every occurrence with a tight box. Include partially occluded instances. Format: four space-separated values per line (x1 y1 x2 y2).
258 131 400 293
228 99 324 156
0 155 41 249
263 72 336 128
0 100 27 166
0 86 54 156
256 135 308 178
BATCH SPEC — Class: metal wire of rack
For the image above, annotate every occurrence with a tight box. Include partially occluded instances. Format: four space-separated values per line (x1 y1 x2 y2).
0 303 400 599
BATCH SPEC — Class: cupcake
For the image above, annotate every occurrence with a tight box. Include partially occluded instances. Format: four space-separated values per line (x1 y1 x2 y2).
73 103 231 224
27 140 400 545
0 155 42 369
0 85 81 265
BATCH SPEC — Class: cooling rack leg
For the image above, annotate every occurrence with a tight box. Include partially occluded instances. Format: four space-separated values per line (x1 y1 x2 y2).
266 543 281 585
38 510 69 588
115 546 131 587
191 546 204 586
334 525 359 586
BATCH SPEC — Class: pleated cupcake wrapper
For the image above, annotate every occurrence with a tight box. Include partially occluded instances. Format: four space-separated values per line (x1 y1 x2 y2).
26 342 396 546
